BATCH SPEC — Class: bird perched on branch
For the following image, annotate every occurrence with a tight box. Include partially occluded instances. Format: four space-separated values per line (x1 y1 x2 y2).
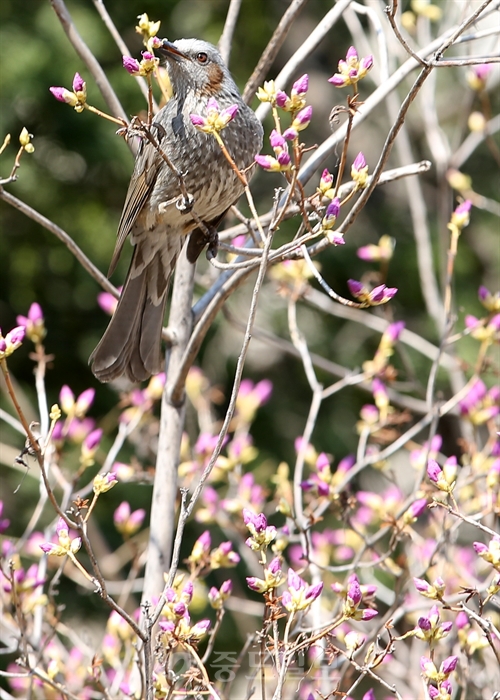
90 38 263 383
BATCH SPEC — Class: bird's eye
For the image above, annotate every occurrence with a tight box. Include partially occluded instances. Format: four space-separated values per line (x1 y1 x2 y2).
196 52 208 64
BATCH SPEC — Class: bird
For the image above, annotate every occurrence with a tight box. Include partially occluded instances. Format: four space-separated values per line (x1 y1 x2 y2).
89 38 263 383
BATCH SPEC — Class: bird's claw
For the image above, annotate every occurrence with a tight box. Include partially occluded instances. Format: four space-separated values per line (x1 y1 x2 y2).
177 193 194 212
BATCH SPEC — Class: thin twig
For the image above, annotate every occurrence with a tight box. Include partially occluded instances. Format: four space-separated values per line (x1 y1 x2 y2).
91 0 156 110
218 0 243 65
255 0 355 122
49 0 132 146
0 188 117 296
242 0 310 104
192 161 432 340
165 226 275 587
386 0 429 67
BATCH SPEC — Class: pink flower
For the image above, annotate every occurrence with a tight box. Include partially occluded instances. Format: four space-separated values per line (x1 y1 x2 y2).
348 280 397 306
281 568 323 612
50 73 87 112
329 46 373 87
190 98 239 134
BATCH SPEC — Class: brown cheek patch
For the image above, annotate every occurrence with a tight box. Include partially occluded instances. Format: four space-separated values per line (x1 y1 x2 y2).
202 63 224 95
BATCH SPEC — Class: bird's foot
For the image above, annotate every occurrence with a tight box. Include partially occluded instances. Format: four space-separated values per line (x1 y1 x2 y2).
186 224 219 263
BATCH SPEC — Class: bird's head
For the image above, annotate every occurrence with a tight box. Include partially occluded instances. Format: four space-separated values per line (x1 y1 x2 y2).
159 38 233 98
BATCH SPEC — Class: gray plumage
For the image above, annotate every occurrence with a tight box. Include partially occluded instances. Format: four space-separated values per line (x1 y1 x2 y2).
89 39 263 382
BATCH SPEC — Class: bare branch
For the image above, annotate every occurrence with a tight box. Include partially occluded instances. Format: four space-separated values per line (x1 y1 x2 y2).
218 0 243 65
242 0 310 103
50 0 132 147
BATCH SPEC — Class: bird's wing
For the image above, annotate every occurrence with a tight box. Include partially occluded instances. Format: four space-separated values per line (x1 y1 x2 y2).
108 140 162 277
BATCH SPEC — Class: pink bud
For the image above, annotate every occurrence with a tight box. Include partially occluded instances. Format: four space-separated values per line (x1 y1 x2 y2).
220 579 232 595
348 279 364 296
325 198 340 220
277 150 291 166
275 91 288 107
440 655 458 675
72 73 85 93
320 169 333 188
197 530 211 551
294 105 312 128
28 302 44 323
352 152 366 172
123 56 141 74
173 601 186 617
6 326 25 346
282 127 298 140
268 557 281 575
414 577 431 594
347 574 362 606
269 129 286 150
385 321 405 342
114 501 130 525
60 385 75 414
473 541 488 555
360 55 373 72
190 114 207 128
190 619 211 637
292 74 309 95
328 74 348 87
360 608 378 620
83 428 103 451
221 103 238 122
49 87 77 105
206 96 219 112
255 154 275 170
427 459 443 483
408 498 428 519
75 388 95 416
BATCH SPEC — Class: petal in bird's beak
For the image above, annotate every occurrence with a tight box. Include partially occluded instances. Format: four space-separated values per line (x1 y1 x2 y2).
159 40 190 62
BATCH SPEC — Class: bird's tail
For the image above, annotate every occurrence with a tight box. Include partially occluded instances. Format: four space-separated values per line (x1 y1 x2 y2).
90 241 181 383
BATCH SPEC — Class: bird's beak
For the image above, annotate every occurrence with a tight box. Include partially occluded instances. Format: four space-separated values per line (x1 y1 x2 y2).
158 40 190 62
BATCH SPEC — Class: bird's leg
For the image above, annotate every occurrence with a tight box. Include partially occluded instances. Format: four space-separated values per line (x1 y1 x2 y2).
176 192 194 213
205 224 219 260
186 223 219 263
